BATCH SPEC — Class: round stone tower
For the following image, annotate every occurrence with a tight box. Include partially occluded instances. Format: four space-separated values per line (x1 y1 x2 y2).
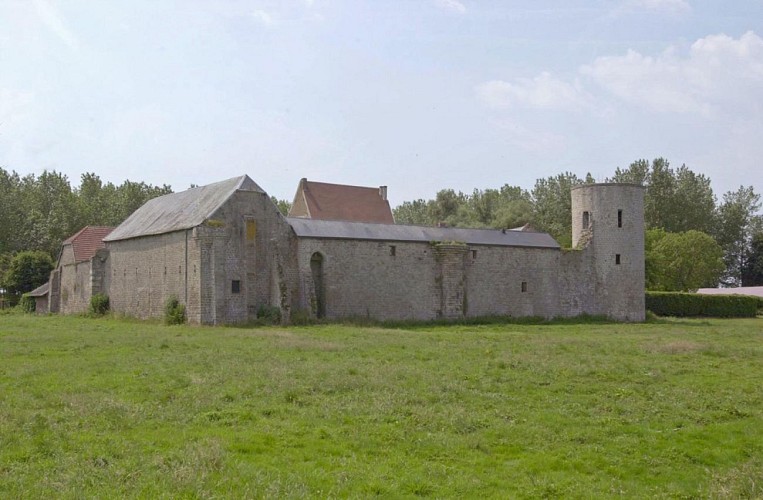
571 183 645 321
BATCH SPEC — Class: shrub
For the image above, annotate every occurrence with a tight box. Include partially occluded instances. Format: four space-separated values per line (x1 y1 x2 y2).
89 293 110 316
646 292 759 318
18 295 35 314
164 296 186 325
256 304 282 325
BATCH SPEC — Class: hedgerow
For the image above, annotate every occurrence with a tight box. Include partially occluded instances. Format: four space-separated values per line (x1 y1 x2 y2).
646 292 759 318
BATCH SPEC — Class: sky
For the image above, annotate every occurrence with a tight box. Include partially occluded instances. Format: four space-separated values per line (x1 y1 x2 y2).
1 0 762 208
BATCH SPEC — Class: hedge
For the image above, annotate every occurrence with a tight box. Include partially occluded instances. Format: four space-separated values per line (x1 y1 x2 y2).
646 291 759 318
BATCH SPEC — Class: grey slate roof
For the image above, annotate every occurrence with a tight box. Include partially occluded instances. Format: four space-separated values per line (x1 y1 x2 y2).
105 175 264 242
287 218 560 248
27 281 49 297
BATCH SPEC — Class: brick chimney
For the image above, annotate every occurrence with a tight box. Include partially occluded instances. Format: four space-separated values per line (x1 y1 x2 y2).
379 185 388 201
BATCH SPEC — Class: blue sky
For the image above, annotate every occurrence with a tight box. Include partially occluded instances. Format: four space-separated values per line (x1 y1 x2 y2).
1 0 762 207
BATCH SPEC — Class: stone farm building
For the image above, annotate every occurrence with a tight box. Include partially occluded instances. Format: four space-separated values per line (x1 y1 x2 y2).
44 176 645 323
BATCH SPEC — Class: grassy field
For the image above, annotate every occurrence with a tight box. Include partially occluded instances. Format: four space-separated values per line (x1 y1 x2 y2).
1 314 762 498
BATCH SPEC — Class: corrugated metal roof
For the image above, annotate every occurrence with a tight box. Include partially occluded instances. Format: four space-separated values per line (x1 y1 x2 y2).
105 175 264 242
287 218 560 248
62 226 114 262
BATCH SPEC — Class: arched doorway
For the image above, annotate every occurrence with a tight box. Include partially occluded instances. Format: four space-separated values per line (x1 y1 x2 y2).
310 252 325 318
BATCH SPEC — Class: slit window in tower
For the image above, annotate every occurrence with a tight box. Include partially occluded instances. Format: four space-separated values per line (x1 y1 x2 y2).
615 254 621 265
618 210 623 228
582 211 590 230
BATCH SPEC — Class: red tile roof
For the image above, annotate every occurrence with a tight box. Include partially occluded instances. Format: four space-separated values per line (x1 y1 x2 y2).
62 226 114 262
288 179 394 224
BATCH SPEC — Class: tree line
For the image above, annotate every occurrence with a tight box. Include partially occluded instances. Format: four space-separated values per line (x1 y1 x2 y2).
393 158 763 290
0 169 172 298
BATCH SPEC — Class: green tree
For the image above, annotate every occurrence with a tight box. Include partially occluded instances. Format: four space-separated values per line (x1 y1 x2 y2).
393 199 432 225
646 230 725 291
531 172 587 247
610 159 716 233
0 168 24 254
742 231 763 286
714 186 762 285
270 196 292 216
3 251 54 296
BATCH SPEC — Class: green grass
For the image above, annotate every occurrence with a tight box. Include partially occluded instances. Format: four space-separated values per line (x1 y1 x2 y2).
1 314 762 498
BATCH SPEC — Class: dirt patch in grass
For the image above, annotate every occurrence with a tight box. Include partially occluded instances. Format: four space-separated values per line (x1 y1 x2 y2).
647 340 707 354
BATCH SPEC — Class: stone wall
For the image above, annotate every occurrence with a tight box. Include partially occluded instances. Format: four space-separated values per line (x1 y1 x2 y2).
59 260 92 314
571 183 645 321
295 239 440 321
201 190 299 325
557 246 595 317
464 245 560 319
295 238 566 321
105 230 201 321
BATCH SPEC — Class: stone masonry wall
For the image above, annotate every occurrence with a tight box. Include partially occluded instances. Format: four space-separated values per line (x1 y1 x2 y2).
201 190 299 325
58 260 92 314
464 245 560 319
295 238 567 321
557 245 595 317
571 184 645 321
296 238 440 321
434 244 468 319
105 230 201 322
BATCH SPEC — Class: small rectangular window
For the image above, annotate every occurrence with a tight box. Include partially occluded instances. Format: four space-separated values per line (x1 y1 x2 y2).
389 245 396 256
471 249 477 259
582 211 590 230
615 254 621 265
521 281 527 293
617 210 623 228
231 280 241 293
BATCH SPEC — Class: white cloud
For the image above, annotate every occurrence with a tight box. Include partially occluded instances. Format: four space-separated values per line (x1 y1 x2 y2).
434 0 466 15
32 0 79 50
620 0 691 14
581 31 763 114
250 10 275 26
476 72 588 110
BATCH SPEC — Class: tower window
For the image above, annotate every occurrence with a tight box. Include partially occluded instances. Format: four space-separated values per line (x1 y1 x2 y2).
618 210 623 228
582 211 590 230
472 250 477 259
615 254 621 265
521 281 528 293
389 245 396 256
231 280 241 294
